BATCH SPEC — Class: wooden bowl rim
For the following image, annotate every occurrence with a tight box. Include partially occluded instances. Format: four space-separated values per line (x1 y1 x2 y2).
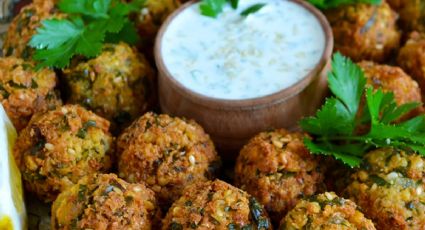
154 0 333 109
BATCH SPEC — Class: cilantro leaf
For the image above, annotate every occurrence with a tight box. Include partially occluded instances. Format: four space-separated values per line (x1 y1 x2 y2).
240 3 266 17
200 0 226 18
199 0 264 18
307 0 382 9
328 53 366 118
59 0 111 19
29 18 83 50
230 0 239 9
29 0 143 69
301 53 425 167
300 98 352 136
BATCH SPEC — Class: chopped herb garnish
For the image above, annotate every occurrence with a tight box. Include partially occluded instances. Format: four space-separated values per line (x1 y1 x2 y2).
78 184 87 202
369 175 389 186
76 120 97 139
29 0 145 69
8 80 27 89
0 83 10 99
248 197 270 229
228 223 237 230
240 3 266 17
31 139 46 155
31 79 38 89
169 222 183 230
125 196 134 205
300 53 425 167
200 0 264 18
307 0 381 9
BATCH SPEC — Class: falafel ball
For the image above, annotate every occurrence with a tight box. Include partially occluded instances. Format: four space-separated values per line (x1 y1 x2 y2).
51 173 161 230
234 129 326 224
3 0 59 59
0 57 62 131
386 0 425 32
397 32 425 97
62 42 156 131
345 148 425 229
134 0 180 49
325 1 400 62
14 104 114 202
358 61 423 120
279 192 376 230
162 179 272 230
117 112 221 207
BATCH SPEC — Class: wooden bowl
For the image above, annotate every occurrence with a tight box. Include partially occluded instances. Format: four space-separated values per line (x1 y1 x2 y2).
155 0 334 158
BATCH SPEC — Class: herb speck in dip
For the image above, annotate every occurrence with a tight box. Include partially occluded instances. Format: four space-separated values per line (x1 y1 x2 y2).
161 0 326 100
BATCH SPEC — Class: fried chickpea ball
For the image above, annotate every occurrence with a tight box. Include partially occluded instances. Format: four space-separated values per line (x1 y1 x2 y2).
3 0 59 59
279 192 376 230
134 0 180 49
358 61 423 119
325 1 400 62
14 105 114 202
162 179 272 230
62 43 155 131
234 129 326 224
0 57 61 131
397 32 425 97
386 0 425 32
117 112 221 207
51 174 161 230
345 148 425 230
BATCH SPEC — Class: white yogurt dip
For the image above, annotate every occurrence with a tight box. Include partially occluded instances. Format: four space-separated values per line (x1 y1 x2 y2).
161 0 326 100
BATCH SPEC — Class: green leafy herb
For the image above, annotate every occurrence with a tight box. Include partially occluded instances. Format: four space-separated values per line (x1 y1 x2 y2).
240 3 266 17
0 84 10 99
8 80 28 89
300 53 425 167
229 0 239 9
200 0 226 18
307 0 381 9
76 120 97 139
199 0 264 18
29 0 145 69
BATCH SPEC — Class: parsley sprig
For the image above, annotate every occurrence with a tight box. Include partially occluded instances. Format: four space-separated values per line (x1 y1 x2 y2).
200 0 265 18
300 53 425 167
29 0 145 69
307 0 381 9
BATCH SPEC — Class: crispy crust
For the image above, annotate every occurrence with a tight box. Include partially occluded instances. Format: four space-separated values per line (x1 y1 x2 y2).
325 1 400 62
345 148 425 230
117 112 220 207
397 32 425 98
62 43 156 132
234 129 326 224
280 192 376 230
162 179 272 230
3 0 59 59
51 173 161 230
14 104 114 202
0 57 62 131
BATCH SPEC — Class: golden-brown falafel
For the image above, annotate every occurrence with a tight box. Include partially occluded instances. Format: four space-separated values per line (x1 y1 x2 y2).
0 57 62 131
51 173 161 230
326 1 400 62
117 112 221 207
235 129 326 224
345 148 425 230
14 104 114 202
162 179 272 230
280 192 376 230
62 43 156 132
